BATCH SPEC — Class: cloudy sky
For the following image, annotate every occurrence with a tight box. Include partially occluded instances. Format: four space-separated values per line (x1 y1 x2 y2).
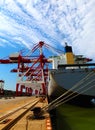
0 0 95 90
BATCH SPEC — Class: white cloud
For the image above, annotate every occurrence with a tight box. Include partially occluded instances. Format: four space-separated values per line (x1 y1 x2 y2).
0 0 95 60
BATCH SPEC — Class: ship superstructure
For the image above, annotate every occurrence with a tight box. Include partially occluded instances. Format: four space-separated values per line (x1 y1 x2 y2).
48 43 92 70
48 43 95 106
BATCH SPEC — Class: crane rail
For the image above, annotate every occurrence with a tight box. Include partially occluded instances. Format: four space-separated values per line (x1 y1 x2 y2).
0 99 39 130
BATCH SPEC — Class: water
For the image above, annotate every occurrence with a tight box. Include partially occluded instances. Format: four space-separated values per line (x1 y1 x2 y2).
51 104 95 130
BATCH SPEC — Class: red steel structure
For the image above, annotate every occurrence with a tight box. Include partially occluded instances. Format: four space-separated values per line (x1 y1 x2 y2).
0 41 51 96
14 41 50 96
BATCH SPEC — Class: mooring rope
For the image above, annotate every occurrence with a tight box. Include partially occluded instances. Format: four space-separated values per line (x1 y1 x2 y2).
42 71 95 111
47 78 95 111
48 84 95 111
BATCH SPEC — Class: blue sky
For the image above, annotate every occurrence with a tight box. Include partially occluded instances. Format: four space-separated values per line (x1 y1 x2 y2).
0 0 95 91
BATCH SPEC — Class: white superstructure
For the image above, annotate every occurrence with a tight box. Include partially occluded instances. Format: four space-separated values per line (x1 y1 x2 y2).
48 54 67 69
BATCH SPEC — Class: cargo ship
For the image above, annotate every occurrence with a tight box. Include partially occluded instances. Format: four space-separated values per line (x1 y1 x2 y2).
48 43 95 106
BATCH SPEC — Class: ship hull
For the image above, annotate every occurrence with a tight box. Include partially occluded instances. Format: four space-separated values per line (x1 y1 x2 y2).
48 68 95 106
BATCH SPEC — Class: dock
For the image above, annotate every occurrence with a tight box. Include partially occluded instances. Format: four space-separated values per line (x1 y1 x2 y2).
0 96 52 130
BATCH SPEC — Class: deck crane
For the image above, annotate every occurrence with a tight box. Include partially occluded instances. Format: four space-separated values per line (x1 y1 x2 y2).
0 41 64 96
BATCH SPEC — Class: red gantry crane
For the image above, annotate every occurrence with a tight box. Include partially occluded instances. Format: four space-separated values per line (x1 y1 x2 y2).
0 41 64 96
0 41 51 96
14 41 50 96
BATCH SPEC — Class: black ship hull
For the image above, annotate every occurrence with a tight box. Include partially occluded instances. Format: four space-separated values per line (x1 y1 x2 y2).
48 68 95 106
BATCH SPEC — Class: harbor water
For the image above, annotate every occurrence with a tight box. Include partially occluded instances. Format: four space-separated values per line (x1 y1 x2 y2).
51 103 95 130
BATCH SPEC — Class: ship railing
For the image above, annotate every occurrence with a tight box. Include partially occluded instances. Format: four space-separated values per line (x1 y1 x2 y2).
58 63 95 69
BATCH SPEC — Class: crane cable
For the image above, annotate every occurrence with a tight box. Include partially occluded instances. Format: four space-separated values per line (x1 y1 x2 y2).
42 70 95 111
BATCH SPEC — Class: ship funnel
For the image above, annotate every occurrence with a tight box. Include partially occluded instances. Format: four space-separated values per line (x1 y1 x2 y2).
65 42 73 53
65 43 74 64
